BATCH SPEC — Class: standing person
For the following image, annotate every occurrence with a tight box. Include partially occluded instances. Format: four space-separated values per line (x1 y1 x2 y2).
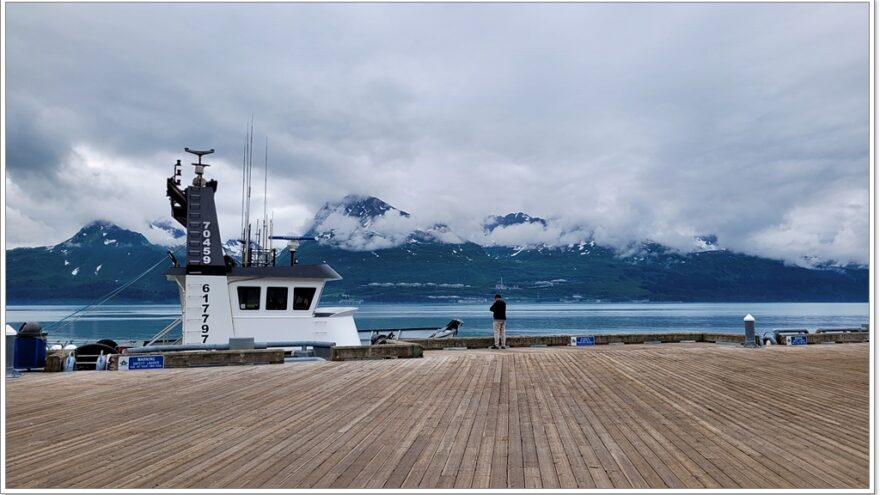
490 294 507 349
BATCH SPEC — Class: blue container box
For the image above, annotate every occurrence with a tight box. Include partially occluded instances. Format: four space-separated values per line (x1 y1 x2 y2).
13 335 47 369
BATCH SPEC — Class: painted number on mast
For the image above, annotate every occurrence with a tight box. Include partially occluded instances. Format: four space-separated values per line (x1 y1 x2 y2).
202 221 212 264
201 283 210 343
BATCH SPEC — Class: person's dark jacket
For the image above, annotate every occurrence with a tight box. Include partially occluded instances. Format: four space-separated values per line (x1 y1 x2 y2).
490 299 506 320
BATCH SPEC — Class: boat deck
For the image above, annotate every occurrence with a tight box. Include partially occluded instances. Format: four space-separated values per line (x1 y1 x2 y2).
4 343 870 489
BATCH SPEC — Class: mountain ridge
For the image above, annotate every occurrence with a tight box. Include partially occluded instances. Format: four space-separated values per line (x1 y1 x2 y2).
5 212 868 303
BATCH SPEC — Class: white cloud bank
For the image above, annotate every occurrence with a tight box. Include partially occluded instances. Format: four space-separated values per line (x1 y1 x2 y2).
4 3 869 266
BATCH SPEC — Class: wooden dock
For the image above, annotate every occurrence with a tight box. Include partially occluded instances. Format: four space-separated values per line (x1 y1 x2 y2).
5 343 869 489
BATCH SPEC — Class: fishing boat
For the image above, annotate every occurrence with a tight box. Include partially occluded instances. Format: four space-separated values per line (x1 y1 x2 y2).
162 147 462 349
163 148 362 347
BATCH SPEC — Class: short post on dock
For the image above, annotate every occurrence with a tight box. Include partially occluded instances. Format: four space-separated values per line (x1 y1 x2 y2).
743 313 757 348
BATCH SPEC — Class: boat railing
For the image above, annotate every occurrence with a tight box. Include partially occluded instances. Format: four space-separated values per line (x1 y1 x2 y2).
145 317 183 347
246 248 276 267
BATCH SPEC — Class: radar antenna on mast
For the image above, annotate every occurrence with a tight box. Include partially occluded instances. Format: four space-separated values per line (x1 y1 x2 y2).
270 236 316 266
185 147 215 187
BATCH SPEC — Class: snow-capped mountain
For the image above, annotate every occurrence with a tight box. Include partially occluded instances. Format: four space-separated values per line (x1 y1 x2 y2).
693 234 722 252
483 212 548 233
5 218 869 303
145 219 186 247
61 220 153 248
479 211 579 251
408 223 466 245
305 196 577 252
302 196 743 259
306 195 455 250
313 194 411 225
223 239 243 261
8 222 173 302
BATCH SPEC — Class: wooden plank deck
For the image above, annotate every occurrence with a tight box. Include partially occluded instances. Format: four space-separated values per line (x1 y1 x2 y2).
4 343 870 489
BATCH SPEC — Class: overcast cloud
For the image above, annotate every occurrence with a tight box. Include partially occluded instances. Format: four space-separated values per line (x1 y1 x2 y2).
4 3 869 265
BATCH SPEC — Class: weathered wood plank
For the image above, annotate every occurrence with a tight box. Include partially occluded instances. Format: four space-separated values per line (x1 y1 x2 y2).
470 354 503 488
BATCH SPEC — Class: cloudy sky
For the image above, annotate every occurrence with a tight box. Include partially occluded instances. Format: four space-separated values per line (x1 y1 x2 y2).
4 3 869 265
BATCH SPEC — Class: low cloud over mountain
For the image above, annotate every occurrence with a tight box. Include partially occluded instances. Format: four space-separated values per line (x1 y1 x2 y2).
291 195 859 269
306 195 420 251
5 218 868 303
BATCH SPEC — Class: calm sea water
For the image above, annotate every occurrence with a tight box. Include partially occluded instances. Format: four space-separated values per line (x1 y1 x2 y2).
4 302 870 344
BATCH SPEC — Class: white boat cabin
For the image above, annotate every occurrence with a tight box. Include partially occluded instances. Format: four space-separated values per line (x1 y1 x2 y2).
164 148 361 348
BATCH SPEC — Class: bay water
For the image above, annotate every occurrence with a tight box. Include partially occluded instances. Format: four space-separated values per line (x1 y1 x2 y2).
4 302 870 345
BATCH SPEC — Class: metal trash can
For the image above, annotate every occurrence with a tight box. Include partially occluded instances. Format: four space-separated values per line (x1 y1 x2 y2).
14 322 48 369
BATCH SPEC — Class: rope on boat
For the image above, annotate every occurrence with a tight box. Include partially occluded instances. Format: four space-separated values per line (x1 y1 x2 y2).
45 249 183 336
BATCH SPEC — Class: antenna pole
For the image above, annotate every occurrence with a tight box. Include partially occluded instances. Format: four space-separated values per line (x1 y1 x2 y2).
263 137 269 248
255 219 262 250
244 118 254 264
240 131 247 246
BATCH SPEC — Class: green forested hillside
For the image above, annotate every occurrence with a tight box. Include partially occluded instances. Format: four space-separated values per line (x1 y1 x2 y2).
5 224 868 304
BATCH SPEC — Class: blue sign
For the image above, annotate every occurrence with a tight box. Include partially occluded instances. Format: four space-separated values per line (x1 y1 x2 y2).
575 336 596 346
124 355 165 370
788 335 808 346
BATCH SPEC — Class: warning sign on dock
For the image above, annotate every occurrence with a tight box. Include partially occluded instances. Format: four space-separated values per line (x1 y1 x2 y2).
119 355 165 370
786 335 808 346
572 336 596 346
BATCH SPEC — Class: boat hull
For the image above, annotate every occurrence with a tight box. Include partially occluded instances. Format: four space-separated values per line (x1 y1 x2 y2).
357 327 457 346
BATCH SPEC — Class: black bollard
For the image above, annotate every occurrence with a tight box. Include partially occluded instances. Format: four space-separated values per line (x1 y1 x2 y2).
743 314 757 348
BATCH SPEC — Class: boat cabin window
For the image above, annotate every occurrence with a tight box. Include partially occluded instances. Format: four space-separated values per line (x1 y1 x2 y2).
266 287 288 310
293 287 316 310
237 286 261 310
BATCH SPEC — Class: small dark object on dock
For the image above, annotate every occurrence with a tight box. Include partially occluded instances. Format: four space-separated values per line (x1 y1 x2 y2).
96 339 119 350
74 343 116 370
